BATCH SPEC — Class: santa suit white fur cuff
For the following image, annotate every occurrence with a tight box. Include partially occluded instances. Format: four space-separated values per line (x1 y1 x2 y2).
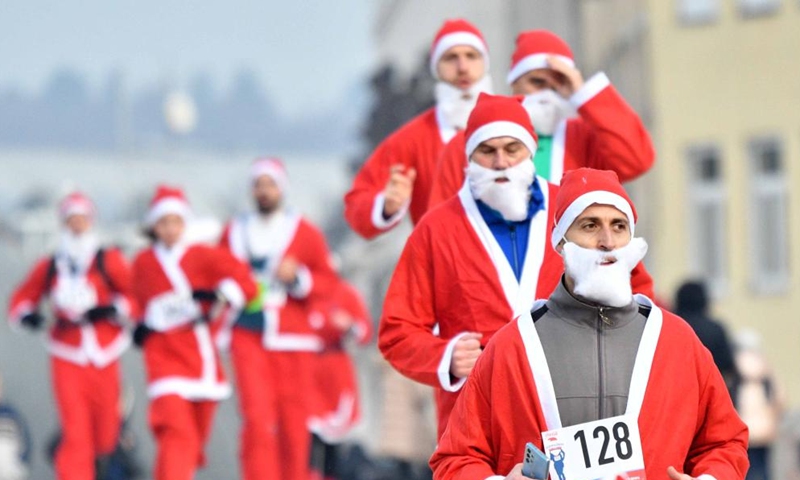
438 332 471 392
217 278 245 310
371 192 408 230
484 476 504 480
697 475 717 480
570 72 611 110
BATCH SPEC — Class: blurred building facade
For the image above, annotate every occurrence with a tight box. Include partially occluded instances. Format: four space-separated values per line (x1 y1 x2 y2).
373 0 800 408
580 0 800 408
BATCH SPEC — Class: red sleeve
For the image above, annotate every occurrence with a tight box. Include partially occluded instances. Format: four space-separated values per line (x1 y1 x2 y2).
572 82 655 182
430 339 504 479
207 247 258 306
7 258 51 324
428 133 467 211
344 141 396 239
102 248 140 320
684 341 750 478
631 261 655 299
378 225 450 387
130 252 152 324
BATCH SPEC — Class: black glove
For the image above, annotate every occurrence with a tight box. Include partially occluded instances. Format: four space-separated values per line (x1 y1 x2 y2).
192 290 218 303
20 312 45 330
132 324 153 348
85 305 117 323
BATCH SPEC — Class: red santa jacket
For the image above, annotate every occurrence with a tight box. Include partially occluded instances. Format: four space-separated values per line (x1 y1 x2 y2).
132 242 257 400
8 247 137 367
430 300 749 480
307 279 373 442
427 75 655 209
220 211 338 352
344 108 450 239
379 181 654 437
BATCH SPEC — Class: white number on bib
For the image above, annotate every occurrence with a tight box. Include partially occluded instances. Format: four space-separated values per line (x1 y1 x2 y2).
145 292 200 331
542 414 646 480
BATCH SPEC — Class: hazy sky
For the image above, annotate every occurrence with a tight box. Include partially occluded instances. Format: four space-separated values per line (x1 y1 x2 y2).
0 0 377 118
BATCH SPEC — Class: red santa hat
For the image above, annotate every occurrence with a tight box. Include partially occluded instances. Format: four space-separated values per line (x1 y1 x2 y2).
429 18 489 78
250 157 288 192
146 184 191 227
551 168 637 249
58 191 95 221
506 30 575 85
464 92 538 159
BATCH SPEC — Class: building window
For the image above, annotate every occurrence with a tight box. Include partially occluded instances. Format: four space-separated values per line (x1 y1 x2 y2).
676 0 720 25
686 144 727 295
738 0 781 18
748 137 789 293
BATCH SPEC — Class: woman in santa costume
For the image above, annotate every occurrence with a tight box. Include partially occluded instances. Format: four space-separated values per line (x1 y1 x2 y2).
378 93 654 439
130 185 257 480
7 191 137 480
430 168 748 480
344 18 493 239
428 29 655 209
307 277 373 480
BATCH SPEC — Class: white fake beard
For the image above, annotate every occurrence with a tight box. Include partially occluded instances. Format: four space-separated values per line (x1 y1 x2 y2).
562 238 648 308
522 89 576 136
466 159 534 222
435 75 493 130
58 230 99 269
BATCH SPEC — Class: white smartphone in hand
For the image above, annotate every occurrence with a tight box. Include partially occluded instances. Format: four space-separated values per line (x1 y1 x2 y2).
522 442 550 479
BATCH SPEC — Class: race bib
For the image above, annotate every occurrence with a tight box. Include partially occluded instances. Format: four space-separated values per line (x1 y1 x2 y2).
52 277 97 321
145 292 201 331
542 414 646 480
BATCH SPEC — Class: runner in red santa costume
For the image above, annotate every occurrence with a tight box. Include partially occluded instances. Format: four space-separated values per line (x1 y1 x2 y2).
307 277 373 480
130 185 257 480
430 168 748 480
344 18 493 239
428 29 655 209
378 93 654 439
219 158 339 480
7 191 137 480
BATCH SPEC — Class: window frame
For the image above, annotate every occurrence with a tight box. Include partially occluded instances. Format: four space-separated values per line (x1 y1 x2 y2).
685 143 728 297
747 135 789 294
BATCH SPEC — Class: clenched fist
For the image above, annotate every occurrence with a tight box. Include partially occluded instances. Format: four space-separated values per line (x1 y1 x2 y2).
382 164 417 219
275 257 300 286
450 332 483 379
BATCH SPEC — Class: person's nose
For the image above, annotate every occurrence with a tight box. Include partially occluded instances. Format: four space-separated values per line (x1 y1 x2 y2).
597 226 617 251
493 152 512 170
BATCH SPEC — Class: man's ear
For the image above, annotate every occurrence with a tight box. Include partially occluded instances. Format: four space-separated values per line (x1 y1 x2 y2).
555 238 566 254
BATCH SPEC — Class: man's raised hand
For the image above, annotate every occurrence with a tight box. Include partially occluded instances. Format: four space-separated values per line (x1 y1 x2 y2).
382 164 417 219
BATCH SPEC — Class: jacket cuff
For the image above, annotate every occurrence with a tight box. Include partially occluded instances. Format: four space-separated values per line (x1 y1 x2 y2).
371 192 408 229
218 278 245 309
697 475 717 480
438 332 470 392
570 72 610 110
8 300 34 326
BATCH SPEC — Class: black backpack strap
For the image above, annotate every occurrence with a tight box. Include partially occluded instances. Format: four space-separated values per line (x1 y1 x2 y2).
94 248 118 292
44 255 58 292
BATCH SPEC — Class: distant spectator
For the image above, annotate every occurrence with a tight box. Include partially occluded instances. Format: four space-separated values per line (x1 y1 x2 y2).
674 280 739 394
0 372 31 480
734 328 785 480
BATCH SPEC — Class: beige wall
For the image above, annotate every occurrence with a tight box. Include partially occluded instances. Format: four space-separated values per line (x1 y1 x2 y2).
646 0 800 404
